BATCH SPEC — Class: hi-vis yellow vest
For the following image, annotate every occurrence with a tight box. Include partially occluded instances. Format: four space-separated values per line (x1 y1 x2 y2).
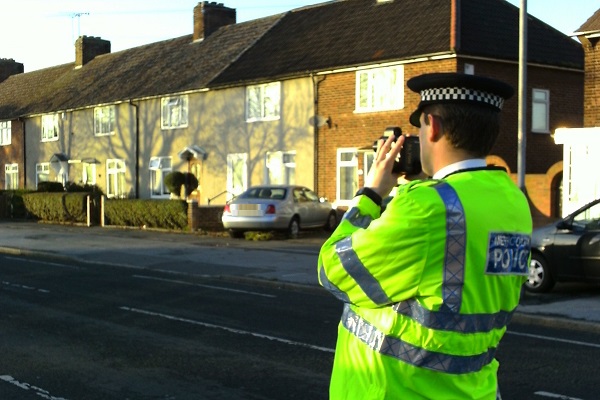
318 168 532 400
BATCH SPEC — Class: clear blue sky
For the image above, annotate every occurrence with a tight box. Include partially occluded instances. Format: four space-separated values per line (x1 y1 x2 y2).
1 0 597 73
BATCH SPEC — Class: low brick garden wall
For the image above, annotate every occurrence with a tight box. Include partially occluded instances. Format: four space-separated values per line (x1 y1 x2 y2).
188 201 225 232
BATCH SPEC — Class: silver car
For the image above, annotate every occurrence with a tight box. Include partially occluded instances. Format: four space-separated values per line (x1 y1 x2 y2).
221 185 338 238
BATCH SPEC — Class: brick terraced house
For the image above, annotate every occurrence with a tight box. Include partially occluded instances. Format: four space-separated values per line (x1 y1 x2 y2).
0 0 585 226
551 7 600 216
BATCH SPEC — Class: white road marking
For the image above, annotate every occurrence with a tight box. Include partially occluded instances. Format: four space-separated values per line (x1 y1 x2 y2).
534 391 583 399
4 256 81 270
508 330 600 349
1 281 49 293
120 306 335 353
0 375 69 400
133 274 276 298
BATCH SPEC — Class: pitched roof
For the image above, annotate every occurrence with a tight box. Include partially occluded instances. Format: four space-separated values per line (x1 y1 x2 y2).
0 14 282 119
0 0 584 119
575 7 600 35
0 64 72 117
211 0 583 86
459 0 582 69
211 0 453 85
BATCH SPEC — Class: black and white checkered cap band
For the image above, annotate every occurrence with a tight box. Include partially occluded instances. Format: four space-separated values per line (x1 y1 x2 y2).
420 87 505 110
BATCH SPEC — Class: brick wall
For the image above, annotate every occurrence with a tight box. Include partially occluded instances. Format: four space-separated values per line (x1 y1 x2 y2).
0 120 25 188
188 201 225 231
316 58 581 222
582 38 600 127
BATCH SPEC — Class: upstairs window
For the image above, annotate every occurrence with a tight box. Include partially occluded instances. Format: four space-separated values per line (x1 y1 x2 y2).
161 95 189 129
246 82 281 122
532 89 550 133
5 163 18 190
356 65 404 112
0 120 11 145
94 105 116 136
41 114 59 142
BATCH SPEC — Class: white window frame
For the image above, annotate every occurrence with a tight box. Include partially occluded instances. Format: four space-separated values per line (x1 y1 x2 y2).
149 156 172 198
41 114 60 142
161 95 189 129
246 82 281 122
532 88 550 134
0 120 11 146
355 65 404 113
106 159 126 199
226 153 248 201
36 163 50 189
364 151 375 178
94 105 116 136
265 151 296 185
82 162 96 185
5 163 18 190
336 148 358 206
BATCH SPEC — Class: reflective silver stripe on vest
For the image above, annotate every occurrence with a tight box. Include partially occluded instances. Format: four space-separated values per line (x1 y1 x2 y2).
335 237 391 306
390 182 516 333
319 264 351 303
342 206 373 229
434 182 466 313
393 299 514 333
342 304 497 374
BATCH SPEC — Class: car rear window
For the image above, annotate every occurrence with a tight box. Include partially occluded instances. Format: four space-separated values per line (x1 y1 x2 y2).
240 188 287 199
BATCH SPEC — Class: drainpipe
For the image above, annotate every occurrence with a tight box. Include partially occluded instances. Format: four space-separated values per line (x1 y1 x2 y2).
129 100 140 198
17 117 27 188
311 73 326 194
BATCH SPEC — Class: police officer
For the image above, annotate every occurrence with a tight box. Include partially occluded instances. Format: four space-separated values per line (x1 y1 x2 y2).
318 73 532 400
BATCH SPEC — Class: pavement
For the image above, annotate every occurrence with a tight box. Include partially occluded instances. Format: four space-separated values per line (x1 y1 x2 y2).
1 220 599 334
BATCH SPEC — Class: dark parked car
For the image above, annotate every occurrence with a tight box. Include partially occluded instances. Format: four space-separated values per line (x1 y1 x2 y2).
527 198 600 293
221 185 338 238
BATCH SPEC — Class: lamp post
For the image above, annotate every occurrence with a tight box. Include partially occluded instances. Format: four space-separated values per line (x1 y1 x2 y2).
517 0 527 192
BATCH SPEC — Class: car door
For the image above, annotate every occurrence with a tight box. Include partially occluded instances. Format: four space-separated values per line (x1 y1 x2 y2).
302 188 329 227
548 226 585 280
292 187 312 225
575 201 600 281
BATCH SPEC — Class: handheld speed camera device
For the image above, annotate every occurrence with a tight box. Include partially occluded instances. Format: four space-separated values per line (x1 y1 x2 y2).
372 126 422 175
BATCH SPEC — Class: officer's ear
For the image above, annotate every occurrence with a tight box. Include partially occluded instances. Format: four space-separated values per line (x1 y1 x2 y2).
425 113 444 142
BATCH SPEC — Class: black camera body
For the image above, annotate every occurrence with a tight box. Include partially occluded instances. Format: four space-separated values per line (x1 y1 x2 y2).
372 127 422 175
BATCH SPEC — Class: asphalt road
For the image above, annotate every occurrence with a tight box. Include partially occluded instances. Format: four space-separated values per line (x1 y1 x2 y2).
1 253 599 399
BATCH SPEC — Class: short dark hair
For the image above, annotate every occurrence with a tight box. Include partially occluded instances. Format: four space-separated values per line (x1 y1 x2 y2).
423 103 501 157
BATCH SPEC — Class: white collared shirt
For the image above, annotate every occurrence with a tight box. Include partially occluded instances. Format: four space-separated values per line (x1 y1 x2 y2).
432 159 487 180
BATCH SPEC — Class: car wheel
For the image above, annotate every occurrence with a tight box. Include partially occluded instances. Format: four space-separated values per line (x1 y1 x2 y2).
525 253 555 293
228 229 244 239
287 217 300 239
324 211 338 231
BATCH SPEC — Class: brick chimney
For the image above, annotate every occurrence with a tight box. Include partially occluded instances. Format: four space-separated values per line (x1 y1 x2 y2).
75 36 111 68
0 58 24 82
193 2 236 42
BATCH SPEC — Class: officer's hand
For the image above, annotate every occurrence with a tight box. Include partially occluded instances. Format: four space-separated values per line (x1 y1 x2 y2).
364 134 404 198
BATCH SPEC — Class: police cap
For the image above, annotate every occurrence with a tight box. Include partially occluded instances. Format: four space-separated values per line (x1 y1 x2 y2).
407 73 514 127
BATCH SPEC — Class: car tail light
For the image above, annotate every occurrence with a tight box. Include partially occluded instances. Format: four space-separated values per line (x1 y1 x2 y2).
265 204 276 214
223 204 231 215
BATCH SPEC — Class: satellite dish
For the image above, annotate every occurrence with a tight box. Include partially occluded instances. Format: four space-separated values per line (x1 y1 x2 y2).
308 115 330 128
